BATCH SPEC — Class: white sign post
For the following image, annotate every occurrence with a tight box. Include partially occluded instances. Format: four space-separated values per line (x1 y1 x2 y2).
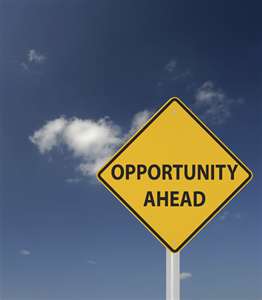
166 250 180 300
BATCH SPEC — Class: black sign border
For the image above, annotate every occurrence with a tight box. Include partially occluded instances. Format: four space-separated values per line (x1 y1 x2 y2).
97 97 253 252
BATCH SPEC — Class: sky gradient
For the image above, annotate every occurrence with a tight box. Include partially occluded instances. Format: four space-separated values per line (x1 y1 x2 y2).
1 1 262 300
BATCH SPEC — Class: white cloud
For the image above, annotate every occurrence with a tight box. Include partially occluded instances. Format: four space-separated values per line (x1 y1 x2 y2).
30 117 67 153
19 249 31 256
30 110 151 177
28 49 46 64
195 81 241 125
127 110 152 136
180 272 192 280
165 59 177 73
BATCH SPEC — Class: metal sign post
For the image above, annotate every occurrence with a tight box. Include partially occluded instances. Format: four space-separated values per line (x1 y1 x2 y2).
166 250 180 300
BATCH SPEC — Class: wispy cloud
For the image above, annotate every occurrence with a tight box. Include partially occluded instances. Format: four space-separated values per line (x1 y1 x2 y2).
28 49 46 64
19 249 31 256
180 272 192 280
234 212 241 220
194 81 243 125
171 69 191 81
127 110 152 137
160 58 243 125
21 49 46 71
30 110 151 177
219 211 229 221
20 62 29 71
65 178 82 184
87 259 97 265
158 58 191 88
219 210 242 221
165 59 177 73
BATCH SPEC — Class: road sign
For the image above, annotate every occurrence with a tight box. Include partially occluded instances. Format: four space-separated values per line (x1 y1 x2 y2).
97 97 252 252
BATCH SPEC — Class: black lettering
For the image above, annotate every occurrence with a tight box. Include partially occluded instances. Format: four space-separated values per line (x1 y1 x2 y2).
170 191 179 206
144 191 155 206
194 191 205 206
210 164 215 180
137 164 147 179
181 191 192 206
148 164 161 180
227 164 238 180
197 164 209 180
111 164 124 179
216 164 226 180
157 191 169 206
184 165 195 180
173 164 183 180
162 164 172 180
126 164 136 179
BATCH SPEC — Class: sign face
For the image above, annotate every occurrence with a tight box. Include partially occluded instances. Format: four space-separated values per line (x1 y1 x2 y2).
97 97 252 252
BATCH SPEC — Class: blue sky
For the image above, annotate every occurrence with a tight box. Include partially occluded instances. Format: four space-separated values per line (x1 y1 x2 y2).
1 0 262 299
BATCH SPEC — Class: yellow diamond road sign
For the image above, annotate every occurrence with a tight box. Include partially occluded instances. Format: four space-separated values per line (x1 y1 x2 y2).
97 97 253 252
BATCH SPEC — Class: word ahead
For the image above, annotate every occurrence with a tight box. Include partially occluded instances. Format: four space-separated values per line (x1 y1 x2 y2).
97 98 252 252
144 191 205 207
